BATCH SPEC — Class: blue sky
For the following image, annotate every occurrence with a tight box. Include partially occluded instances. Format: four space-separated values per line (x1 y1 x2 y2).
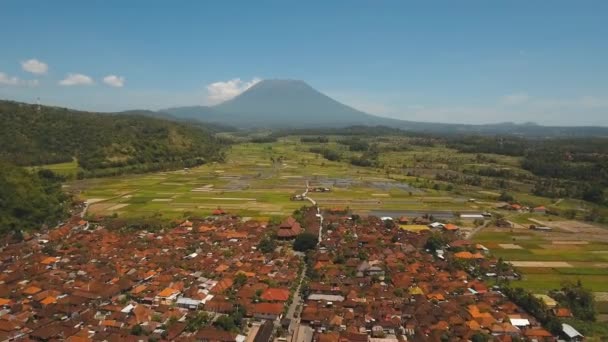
1 1 607 125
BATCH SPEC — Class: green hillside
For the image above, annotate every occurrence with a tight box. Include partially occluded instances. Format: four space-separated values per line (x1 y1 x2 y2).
0 100 226 177
0 162 68 236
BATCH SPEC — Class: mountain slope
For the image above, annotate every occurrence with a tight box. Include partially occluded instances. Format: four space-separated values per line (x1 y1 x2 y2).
0 100 225 176
212 79 380 127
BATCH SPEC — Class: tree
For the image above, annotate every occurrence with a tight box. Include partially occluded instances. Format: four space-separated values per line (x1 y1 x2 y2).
384 219 395 229
258 236 276 254
214 315 236 331
130 324 144 336
471 333 489 342
293 233 318 252
234 273 248 287
185 312 210 332
424 232 448 251
554 281 596 321
498 191 514 202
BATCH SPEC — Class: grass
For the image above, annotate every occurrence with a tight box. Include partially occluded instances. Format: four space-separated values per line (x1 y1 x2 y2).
27 159 80 178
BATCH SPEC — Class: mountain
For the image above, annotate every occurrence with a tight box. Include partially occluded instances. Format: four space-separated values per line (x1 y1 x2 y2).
163 79 608 137
164 79 384 128
0 100 225 177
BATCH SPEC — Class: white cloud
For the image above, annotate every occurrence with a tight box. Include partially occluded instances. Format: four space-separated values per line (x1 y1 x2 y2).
0 72 19 85
501 92 530 105
103 75 125 87
21 59 48 74
206 77 261 104
0 72 38 86
59 73 94 86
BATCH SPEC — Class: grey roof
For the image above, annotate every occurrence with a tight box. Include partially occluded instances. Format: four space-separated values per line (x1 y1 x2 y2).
176 297 201 306
307 294 345 302
562 323 583 338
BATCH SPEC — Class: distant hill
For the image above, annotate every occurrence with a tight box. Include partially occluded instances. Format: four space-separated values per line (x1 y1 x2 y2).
0 100 225 177
163 79 608 137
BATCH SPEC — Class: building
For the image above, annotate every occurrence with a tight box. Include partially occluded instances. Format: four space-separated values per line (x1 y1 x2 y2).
277 217 302 239
561 323 584 341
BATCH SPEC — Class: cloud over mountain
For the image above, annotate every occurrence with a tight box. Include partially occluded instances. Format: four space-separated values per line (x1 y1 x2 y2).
206 77 261 104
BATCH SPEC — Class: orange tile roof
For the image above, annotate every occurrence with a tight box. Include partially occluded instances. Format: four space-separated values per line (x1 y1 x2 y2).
554 307 572 317
41 256 59 265
23 286 42 295
443 223 459 230
215 264 230 273
0 298 11 306
40 296 57 305
454 251 484 259
131 284 147 294
524 328 553 337
142 270 156 280
252 302 283 315
427 293 445 301
261 288 290 302
157 288 179 298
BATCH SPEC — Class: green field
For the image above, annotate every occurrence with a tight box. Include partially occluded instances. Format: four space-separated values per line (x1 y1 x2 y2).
473 228 608 293
67 138 498 220
28 159 80 178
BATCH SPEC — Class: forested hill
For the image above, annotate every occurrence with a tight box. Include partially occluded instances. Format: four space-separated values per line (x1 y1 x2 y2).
0 100 225 177
0 162 67 236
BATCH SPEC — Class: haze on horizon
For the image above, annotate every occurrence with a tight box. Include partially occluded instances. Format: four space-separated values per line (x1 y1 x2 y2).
1 1 607 126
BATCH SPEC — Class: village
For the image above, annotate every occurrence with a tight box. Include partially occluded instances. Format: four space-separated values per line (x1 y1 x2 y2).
0 200 588 342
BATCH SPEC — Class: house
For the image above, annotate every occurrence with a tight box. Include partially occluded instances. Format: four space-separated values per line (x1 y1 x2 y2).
532 206 547 214
260 288 290 302
534 294 557 309
561 323 584 341
524 328 555 342
530 225 552 231
251 303 283 320
155 287 180 305
454 251 484 260
398 216 410 224
443 223 459 231
277 217 302 239
212 208 227 216
253 321 275 342
460 214 484 220
553 307 573 318
176 297 201 310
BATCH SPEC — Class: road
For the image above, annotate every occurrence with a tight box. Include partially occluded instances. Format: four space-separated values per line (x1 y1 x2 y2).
302 181 323 243
80 201 90 218
285 263 307 334
465 224 485 240
282 180 324 341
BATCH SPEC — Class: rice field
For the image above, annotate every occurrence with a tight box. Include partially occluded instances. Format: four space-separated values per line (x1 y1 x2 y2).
67 139 485 220
473 227 608 293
